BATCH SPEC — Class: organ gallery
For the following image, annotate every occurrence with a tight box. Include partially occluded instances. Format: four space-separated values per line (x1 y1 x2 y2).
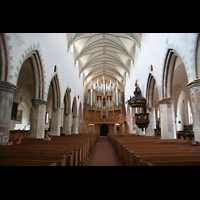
85 72 126 136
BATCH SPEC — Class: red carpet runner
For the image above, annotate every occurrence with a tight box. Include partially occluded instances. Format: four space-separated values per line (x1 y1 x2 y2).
86 136 120 166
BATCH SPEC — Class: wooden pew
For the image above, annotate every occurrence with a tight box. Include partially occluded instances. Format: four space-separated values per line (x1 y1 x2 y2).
108 133 200 166
136 155 200 166
0 133 99 166
0 159 60 166
143 160 200 166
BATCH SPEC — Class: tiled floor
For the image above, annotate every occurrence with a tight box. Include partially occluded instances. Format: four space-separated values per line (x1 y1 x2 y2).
86 136 120 166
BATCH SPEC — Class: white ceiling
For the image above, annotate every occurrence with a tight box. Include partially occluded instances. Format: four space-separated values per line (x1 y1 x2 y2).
67 33 141 85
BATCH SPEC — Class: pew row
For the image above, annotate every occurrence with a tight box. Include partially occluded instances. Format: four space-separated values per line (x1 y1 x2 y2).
108 133 200 166
0 133 99 166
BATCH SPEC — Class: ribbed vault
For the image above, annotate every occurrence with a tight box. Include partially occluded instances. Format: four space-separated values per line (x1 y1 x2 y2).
67 33 141 85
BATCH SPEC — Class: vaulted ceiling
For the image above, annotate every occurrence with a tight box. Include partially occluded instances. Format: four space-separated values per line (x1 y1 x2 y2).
67 33 141 86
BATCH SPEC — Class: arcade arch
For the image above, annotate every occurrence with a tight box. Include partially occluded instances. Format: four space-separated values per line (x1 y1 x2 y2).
11 57 34 130
72 97 78 134
62 88 72 135
46 74 61 136
160 49 191 139
0 33 8 81
12 52 46 138
146 74 159 136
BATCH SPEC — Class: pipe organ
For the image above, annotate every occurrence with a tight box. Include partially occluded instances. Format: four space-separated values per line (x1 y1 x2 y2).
87 82 122 109
86 77 123 121
85 75 126 135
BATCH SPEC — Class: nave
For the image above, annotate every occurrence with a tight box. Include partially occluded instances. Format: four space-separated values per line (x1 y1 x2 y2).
1 33 200 166
85 137 120 166
2 129 200 166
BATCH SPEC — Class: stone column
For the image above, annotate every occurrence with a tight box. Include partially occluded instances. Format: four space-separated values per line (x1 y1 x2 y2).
63 113 72 135
132 107 137 134
50 108 63 136
72 116 79 134
187 79 200 142
146 107 156 136
115 89 118 108
136 126 145 135
128 106 132 134
30 99 47 138
159 98 176 139
0 81 18 145
78 118 83 133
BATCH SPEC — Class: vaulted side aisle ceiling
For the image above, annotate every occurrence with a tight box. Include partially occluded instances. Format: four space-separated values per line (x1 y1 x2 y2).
67 33 141 85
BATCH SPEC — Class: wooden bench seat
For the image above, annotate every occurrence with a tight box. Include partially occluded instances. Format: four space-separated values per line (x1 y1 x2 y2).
136 155 200 166
108 133 200 166
0 133 99 166
0 159 59 166
144 160 200 166
0 154 68 165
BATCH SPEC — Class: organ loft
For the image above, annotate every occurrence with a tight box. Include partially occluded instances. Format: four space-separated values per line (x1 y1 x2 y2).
85 72 126 136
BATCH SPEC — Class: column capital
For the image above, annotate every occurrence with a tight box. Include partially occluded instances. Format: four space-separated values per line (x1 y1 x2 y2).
0 80 18 93
148 107 154 112
187 79 200 89
31 99 48 109
64 112 72 117
53 107 63 112
158 97 175 106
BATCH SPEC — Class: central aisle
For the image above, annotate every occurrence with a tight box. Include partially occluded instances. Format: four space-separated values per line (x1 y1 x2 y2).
86 136 120 166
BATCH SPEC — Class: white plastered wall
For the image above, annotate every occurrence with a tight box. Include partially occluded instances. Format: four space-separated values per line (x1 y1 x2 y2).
125 33 197 106
4 33 84 117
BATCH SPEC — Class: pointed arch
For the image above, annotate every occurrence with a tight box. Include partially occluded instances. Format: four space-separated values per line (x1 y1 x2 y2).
50 74 61 109
146 73 156 108
195 33 200 79
72 97 77 118
17 50 44 100
63 88 71 115
79 102 82 119
162 49 178 99
0 33 8 81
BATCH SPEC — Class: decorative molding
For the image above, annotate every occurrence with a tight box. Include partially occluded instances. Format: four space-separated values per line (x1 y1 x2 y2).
187 78 200 89
0 80 18 94
3 34 47 100
158 97 175 107
162 35 197 84
148 107 154 112
31 99 48 109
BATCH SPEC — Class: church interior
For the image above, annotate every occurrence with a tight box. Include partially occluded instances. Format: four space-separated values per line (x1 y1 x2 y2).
1 33 200 166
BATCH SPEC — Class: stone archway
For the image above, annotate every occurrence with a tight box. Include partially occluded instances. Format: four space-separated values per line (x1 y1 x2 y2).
63 88 72 135
46 74 62 136
160 49 190 139
146 74 159 136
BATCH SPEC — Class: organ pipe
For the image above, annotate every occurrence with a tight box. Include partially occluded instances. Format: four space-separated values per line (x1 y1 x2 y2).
116 88 118 108
119 93 121 107
113 93 115 107
90 89 93 108
93 92 95 107
88 93 90 107
87 78 123 111
103 80 106 97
